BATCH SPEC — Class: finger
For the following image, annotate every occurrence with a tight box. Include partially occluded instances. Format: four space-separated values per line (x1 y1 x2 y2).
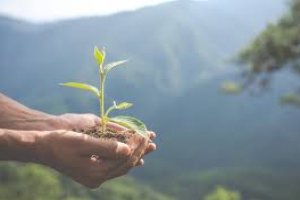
104 154 144 180
99 119 128 132
103 137 148 181
136 159 144 167
147 131 156 141
144 143 156 155
107 122 128 132
128 135 148 165
79 136 131 159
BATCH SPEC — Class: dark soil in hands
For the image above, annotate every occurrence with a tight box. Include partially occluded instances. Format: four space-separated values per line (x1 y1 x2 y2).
82 127 135 143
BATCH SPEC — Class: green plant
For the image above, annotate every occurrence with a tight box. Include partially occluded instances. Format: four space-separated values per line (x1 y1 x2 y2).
60 46 147 137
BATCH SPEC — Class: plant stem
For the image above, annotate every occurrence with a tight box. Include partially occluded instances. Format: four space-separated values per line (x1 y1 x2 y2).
100 73 106 132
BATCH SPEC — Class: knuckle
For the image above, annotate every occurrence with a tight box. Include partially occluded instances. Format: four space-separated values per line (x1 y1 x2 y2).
137 136 148 146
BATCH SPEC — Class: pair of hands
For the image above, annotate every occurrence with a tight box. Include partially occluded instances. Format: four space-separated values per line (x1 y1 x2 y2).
37 113 156 189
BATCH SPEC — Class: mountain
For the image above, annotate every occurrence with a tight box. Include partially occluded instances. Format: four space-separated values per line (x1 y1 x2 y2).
2 0 300 199
143 73 300 176
0 0 288 135
0 0 285 113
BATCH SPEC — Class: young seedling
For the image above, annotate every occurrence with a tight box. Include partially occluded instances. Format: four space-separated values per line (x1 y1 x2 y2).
60 46 147 137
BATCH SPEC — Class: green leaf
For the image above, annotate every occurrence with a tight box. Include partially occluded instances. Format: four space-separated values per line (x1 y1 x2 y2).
105 101 133 117
60 82 100 97
115 102 133 110
94 46 105 66
104 60 128 74
110 116 147 137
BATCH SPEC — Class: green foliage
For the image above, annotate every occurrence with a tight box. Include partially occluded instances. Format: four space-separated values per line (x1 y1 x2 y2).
99 177 173 200
204 186 241 200
0 163 172 200
104 60 128 74
61 47 147 136
152 168 300 200
110 116 148 137
237 0 300 98
0 163 61 200
2 2 300 200
105 101 133 116
239 0 300 73
94 46 105 67
60 82 100 97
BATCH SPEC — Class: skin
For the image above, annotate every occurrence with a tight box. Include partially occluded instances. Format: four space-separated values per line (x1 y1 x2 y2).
0 93 156 188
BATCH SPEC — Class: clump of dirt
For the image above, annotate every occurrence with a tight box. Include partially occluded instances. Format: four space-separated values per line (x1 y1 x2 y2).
80 127 150 164
83 127 135 143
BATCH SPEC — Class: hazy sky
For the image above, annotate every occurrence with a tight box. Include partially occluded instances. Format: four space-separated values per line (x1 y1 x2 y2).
0 0 177 23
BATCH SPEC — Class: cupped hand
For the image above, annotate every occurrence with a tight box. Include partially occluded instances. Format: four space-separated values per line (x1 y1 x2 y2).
56 113 157 163
55 113 100 131
37 130 143 188
48 113 157 186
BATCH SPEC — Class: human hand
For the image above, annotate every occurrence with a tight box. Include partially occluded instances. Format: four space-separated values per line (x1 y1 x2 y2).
54 113 100 131
133 131 157 166
54 113 157 164
55 113 134 132
37 130 152 188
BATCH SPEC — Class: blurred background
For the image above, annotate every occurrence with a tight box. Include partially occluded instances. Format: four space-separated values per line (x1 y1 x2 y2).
1 0 300 199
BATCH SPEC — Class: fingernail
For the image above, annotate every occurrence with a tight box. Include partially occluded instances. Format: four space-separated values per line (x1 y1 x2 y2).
138 159 144 166
150 143 157 151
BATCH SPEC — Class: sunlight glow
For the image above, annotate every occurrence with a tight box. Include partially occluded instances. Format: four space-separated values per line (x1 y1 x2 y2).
0 0 175 22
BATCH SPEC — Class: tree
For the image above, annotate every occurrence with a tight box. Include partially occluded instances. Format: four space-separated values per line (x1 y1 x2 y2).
224 0 300 105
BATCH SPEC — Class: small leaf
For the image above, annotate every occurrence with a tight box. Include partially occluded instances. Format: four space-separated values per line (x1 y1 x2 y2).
110 116 147 137
94 46 105 66
104 60 128 74
60 82 100 97
105 101 133 117
115 102 133 110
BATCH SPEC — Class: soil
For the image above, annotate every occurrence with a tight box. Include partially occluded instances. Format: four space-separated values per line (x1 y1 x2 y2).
81 127 150 163
82 127 135 144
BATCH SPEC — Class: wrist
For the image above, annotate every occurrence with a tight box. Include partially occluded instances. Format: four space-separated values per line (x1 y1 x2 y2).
0 129 46 163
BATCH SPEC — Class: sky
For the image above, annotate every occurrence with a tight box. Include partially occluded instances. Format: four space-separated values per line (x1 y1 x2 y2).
0 0 177 23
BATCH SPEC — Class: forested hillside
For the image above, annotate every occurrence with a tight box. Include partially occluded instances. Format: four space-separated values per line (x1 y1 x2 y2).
2 0 300 199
